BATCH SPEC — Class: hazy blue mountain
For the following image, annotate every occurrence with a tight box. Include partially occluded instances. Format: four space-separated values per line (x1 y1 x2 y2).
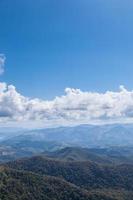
4 124 133 148
0 124 133 163
30 124 133 147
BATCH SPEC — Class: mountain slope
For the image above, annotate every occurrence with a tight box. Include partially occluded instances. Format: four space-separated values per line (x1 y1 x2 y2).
2 124 133 149
0 166 90 200
42 147 112 163
0 166 121 200
43 146 133 165
6 156 133 191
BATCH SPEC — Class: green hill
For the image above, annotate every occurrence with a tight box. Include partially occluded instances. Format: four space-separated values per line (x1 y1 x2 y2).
2 147 133 200
42 147 112 163
0 166 121 200
6 156 133 191
0 166 91 200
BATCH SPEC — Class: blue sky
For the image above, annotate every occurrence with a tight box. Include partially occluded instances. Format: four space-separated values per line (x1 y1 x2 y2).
0 0 133 99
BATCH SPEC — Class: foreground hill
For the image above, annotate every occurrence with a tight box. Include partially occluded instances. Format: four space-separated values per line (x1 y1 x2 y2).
0 166 91 200
6 156 133 191
0 166 122 200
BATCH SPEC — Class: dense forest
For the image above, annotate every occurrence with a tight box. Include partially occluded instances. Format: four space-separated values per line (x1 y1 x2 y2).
1 147 133 200
6 155 133 190
0 166 125 200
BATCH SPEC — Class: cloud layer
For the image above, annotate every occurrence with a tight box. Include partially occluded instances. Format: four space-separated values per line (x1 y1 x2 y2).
1 82 133 127
0 54 5 75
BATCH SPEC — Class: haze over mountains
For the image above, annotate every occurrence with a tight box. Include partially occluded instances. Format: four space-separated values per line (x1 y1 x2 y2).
0 124 133 163
1 124 133 146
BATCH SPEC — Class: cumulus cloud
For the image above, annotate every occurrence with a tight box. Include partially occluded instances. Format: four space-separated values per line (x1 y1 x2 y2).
0 82 133 127
0 54 6 75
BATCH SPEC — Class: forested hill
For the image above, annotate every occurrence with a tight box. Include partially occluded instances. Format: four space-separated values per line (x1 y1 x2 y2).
1 145 133 200
0 166 91 200
0 166 122 200
6 156 133 191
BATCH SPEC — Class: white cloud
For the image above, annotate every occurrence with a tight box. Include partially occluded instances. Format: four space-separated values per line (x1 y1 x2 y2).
0 82 133 127
0 54 6 75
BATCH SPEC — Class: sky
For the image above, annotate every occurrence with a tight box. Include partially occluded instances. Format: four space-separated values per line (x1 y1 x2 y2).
1 0 133 127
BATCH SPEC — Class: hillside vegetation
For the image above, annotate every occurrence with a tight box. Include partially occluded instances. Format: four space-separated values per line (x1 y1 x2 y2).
0 128 133 200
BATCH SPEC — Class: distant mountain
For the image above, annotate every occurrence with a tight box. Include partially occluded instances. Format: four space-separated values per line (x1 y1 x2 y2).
2 124 133 148
0 140 64 163
0 127 25 142
1 124 133 163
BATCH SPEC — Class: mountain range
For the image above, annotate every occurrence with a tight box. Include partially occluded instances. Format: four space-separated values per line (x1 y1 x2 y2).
0 124 133 163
